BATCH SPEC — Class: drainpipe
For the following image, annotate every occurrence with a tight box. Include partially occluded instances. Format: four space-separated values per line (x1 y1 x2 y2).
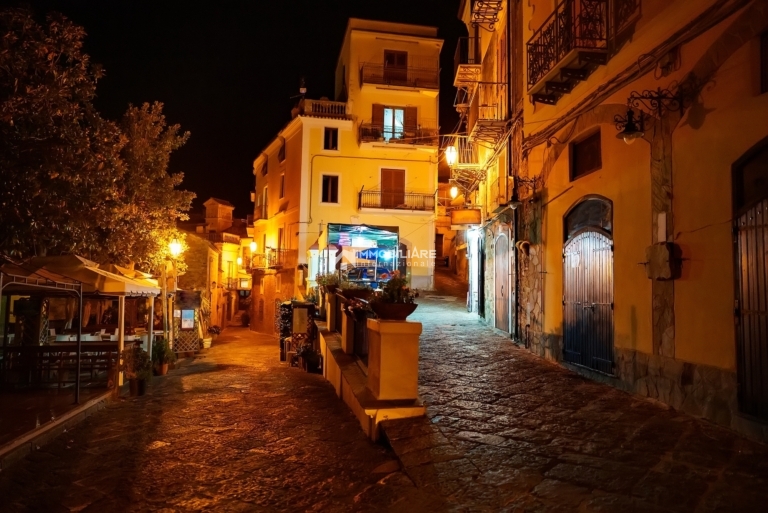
507 0 520 342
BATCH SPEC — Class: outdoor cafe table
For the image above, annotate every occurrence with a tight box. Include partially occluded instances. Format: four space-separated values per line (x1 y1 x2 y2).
1 342 119 387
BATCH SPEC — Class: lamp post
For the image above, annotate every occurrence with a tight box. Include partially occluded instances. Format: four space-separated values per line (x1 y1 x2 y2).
163 238 183 350
614 87 683 145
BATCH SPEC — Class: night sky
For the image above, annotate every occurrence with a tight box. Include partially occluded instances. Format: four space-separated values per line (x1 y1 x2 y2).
3 0 464 217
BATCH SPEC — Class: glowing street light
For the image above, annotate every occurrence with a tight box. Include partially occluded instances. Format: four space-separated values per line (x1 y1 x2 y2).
169 238 182 257
450 186 459 199
236 257 243 266
250 241 257 253
445 145 457 166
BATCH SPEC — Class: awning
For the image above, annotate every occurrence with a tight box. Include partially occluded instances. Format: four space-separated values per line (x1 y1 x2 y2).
13 255 160 297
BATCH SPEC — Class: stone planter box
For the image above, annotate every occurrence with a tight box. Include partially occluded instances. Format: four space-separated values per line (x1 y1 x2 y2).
366 319 422 401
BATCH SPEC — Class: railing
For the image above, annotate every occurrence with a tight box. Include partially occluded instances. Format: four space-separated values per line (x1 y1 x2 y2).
454 36 481 78
359 122 438 145
251 249 298 270
469 82 508 125
527 0 609 89
207 232 241 244
360 61 439 89
358 189 436 211
302 99 349 119
445 135 480 168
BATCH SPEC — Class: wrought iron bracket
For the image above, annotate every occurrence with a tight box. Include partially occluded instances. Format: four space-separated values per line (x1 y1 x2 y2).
471 1 504 31
627 87 683 117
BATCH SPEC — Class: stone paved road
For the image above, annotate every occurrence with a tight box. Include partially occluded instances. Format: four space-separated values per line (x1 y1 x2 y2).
0 329 445 512
381 268 768 512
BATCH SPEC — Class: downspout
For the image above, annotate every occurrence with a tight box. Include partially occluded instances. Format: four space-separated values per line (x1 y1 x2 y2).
507 0 519 342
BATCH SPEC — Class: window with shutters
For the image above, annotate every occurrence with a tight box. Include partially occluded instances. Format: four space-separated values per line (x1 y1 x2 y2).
324 127 338 150
570 130 602 181
262 187 268 218
321 175 339 204
261 159 268 176
384 50 407 83
279 173 285 199
383 107 405 141
278 141 286 162
381 168 405 208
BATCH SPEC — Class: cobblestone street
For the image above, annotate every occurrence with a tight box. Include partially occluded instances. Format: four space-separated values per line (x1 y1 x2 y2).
3 271 768 512
0 329 443 512
382 268 768 511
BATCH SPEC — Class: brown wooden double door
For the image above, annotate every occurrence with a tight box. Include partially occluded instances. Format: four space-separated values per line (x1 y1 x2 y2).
381 168 405 208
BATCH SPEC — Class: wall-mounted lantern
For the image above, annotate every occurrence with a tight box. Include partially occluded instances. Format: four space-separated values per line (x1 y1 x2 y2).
614 87 684 145
445 145 457 166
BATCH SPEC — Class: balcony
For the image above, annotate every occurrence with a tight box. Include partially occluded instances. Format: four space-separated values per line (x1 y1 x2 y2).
302 99 349 119
471 1 504 31
360 60 439 90
358 189 436 211
467 82 509 148
454 37 481 87
207 232 241 244
250 249 298 271
527 0 642 105
359 121 438 146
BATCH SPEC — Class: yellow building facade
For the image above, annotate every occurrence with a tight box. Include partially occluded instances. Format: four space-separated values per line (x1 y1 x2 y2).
250 18 442 322
448 0 768 440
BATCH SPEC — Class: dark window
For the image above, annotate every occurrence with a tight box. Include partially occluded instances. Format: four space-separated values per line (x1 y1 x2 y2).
761 31 768 94
278 141 286 162
324 127 338 150
321 175 339 203
261 160 268 176
570 130 602 181
279 173 285 199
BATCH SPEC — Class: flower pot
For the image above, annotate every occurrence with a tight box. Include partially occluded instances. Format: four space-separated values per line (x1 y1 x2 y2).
129 378 147 396
158 363 168 376
339 289 373 301
202 337 212 349
370 303 418 321
324 284 338 294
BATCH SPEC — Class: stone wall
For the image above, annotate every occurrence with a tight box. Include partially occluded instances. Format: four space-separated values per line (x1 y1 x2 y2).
250 268 296 335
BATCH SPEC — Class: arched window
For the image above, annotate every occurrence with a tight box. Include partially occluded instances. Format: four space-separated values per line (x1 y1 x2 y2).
563 196 612 241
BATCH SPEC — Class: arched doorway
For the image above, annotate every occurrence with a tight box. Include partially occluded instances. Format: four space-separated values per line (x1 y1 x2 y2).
562 197 614 374
733 137 768 420
495 232 510 332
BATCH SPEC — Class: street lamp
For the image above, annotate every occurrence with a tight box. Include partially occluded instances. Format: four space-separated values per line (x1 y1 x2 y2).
445 145 458 166
169 238 182 257
450 186 459 199
614 108 645 145
614 87 684 145
236 256 243 267
250 241 257 253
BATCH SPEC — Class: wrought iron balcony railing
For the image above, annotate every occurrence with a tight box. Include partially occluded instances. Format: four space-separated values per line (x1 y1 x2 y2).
527 0 608 89
359 122 438 146
302 99 349 119
454 36 481 87
360 61 439 89
250 249 298 270
207 232 241 244
527 0 642 103
358 189 436 211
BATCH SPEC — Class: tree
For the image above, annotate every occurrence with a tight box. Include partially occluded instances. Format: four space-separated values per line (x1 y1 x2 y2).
97 102 195 272
0 9 194 273
0 8 125 258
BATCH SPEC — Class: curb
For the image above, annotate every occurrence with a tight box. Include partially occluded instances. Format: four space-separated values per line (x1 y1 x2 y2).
0 390 112 471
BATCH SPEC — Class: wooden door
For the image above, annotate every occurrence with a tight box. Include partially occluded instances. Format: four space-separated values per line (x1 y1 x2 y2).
563 230 614 374
381 168 405 208
495 234 509 332
384 50 407 83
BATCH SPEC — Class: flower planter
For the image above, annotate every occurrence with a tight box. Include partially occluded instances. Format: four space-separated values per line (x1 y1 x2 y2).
153 363 169 376
324 284 338 294
370 303 418 321
202 337 212 349
339 289 374 301
129 378 147 396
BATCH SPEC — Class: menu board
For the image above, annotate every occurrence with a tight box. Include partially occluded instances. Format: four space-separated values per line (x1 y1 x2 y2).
181 309 195 330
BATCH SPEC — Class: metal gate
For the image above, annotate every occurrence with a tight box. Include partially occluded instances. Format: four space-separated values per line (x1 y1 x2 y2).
495 233 509 332
735 199 768 419
563 230 614 374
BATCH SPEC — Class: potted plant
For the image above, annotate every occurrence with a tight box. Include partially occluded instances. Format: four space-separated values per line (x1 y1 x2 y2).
208 325 221 341
120 345 152 396
338 280 374 300
316 272 340 294
296 342 321 373
369 270 419 320
152 337 176 376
